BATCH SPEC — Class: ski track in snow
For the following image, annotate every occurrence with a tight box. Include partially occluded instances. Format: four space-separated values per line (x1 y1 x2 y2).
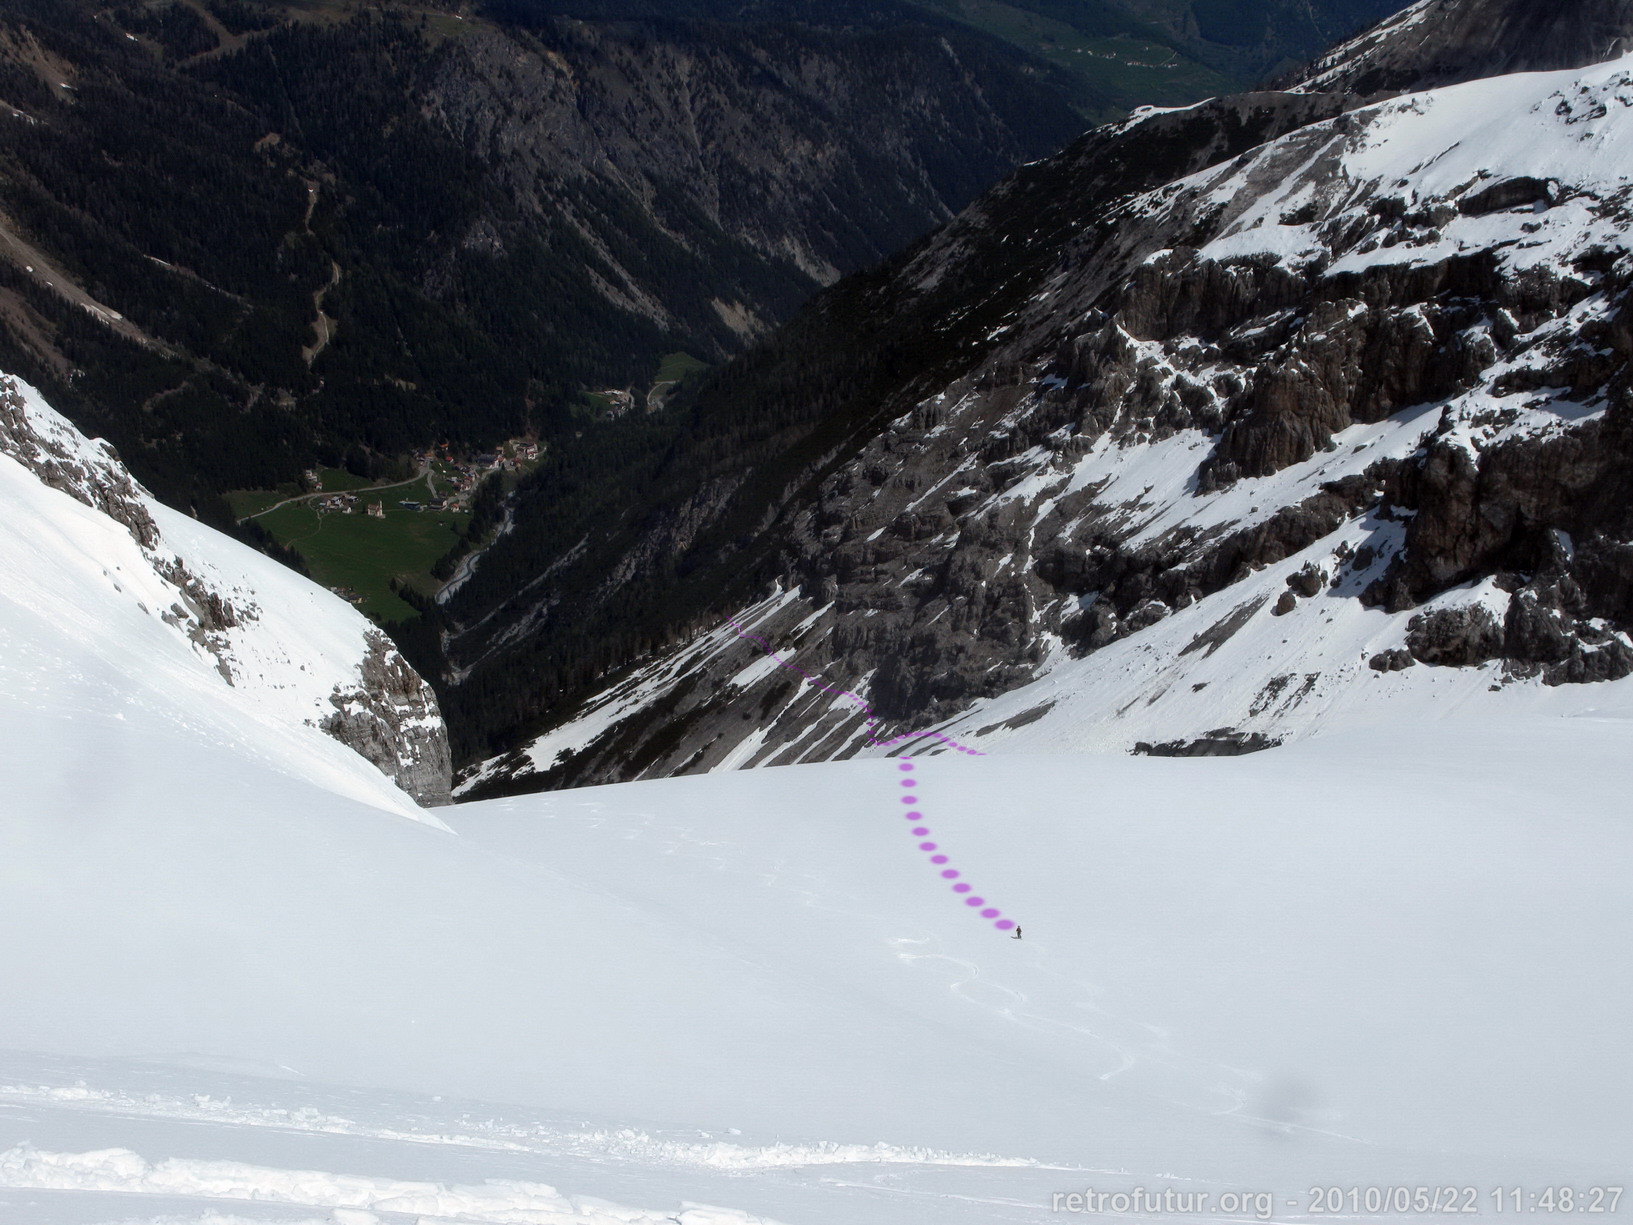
0 1141 788 1225
0 1082 1055 1175
724 618 1018 933
0 1070 1087 1225
890 759 1017 934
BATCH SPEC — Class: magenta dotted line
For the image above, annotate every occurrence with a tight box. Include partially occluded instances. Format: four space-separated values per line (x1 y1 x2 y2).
896 760 1016 932
724 615 1016 933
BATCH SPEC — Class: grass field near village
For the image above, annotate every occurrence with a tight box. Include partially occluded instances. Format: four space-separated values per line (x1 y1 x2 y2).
229 452 547 622
655 351 711 384
225 467 381 521
225 487 294 519
251 473 469 622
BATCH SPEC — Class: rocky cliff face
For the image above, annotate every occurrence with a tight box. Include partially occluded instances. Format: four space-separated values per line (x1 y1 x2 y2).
322 631 454 807
0 376 161 551
0 373 452 805
450 0 1633 795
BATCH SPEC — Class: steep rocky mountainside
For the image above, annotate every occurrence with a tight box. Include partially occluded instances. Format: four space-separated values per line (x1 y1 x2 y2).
446 0 1633 794
437 89 1345 750
0 371 452 804
0 0 1080 514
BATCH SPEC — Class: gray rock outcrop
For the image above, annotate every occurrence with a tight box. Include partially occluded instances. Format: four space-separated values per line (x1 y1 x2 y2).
323 632 453 807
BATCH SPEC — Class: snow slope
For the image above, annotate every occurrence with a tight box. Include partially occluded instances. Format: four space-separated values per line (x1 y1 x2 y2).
1191 52 1633 273
917 53 1633 754
3 374 1628 1225
2 710 1630 1224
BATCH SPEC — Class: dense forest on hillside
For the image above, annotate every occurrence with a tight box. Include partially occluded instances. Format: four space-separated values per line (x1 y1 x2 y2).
0 11 589 512
0 0 1081 519
1117 0 1405 66
497 0 1409 113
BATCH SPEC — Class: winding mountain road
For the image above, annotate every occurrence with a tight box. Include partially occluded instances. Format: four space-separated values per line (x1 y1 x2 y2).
238 462 430 524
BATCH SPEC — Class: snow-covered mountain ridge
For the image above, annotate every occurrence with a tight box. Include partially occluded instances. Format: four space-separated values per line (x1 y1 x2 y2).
0 372 451 808
2 5 1628 1220
467 26 1633 792
1287 0 1633 98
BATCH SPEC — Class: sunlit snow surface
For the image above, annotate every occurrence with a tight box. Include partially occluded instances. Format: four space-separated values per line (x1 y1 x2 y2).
0 377 436 826
2 716 1630 1224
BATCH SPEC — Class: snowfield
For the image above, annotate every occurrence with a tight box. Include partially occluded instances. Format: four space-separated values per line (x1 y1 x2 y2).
1 712 1629 1224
